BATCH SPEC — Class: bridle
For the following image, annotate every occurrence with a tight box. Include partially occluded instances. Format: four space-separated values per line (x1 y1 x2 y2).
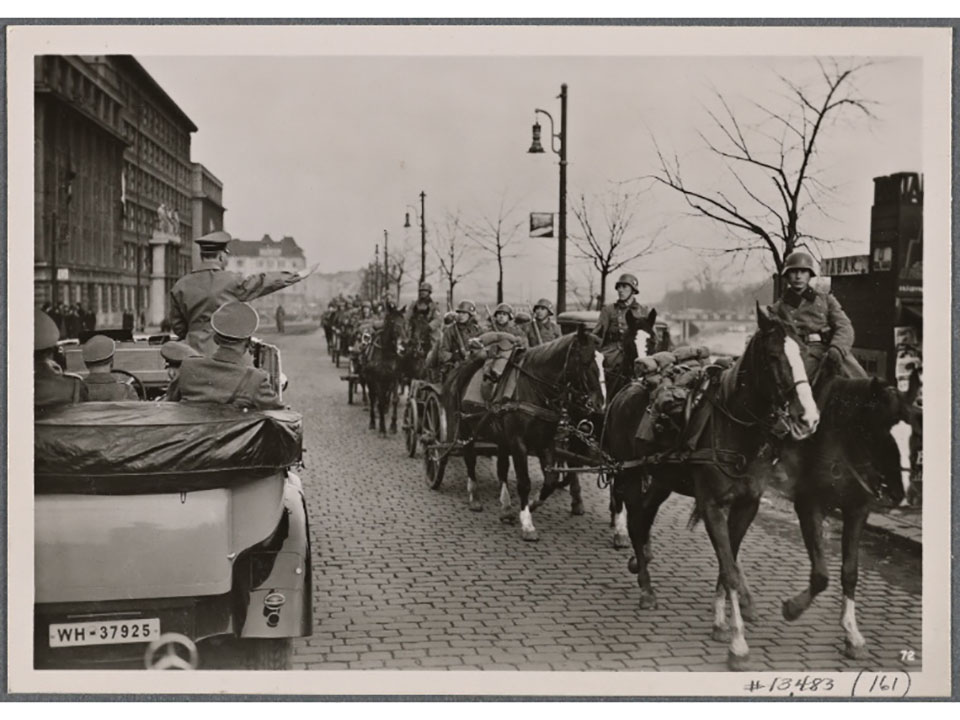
511 337 603 419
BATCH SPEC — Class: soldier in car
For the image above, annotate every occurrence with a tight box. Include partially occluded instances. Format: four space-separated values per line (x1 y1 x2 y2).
167 301 284 410
35 309 88 408
169 230 319 356
80 335 139 401
158 340 200 401
525 298 561 347
769 250 866 381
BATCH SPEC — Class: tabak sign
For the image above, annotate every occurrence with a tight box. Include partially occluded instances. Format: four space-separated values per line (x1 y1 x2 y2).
821 254 869 277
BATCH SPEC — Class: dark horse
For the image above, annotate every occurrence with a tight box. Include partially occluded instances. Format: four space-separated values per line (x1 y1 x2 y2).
442 327 605 541
778 370 920 659
606 305 668 548
398 313 434 395
603 305 820 669
364 306 407 435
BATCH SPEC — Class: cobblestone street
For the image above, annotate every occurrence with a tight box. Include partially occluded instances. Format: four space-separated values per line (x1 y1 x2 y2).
272 331 923 673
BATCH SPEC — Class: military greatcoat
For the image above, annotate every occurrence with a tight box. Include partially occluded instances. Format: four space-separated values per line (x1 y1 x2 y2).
168 345 283 410
35 363 87 409
169 260 303 356
83 373 139 401
525 317 561 347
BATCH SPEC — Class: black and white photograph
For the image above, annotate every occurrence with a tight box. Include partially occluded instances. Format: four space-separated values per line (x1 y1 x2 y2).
4 22 953 697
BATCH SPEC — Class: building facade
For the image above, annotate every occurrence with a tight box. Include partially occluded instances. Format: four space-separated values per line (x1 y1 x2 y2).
35 55 204 329
823 171 923 383
190 163 226 266
225 235 308 320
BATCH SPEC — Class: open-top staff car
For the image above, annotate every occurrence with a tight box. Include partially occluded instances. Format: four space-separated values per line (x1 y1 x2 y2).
34 342 312 670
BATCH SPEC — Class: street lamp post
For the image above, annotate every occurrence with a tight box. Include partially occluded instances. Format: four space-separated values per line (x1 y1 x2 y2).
528 83 568 314
404 190 428 287
383 229 389 299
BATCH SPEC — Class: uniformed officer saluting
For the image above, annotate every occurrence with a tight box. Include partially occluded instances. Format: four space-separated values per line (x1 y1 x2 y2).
769 250 866 380
525 298 561 347
80 335 139 401
594 273 650 365
169 230 319 356
35 309 88 408
167 301 284 410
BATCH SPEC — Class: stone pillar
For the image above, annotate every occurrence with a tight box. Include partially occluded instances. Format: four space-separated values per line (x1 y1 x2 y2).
149 231 181 326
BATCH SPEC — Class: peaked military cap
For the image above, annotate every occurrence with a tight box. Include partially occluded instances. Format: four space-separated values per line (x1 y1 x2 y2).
160 340 201 366
211 301 260 340
82 334 116 364
35 310 61 351
196 230 233 252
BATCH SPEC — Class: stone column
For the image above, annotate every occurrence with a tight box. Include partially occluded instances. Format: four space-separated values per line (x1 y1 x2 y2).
149 231 181 326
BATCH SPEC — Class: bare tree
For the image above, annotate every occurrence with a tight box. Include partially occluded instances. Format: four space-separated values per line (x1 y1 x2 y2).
432 212 482 310
651 58 876 287
463 191 524 303
568 265 599 310
387 238 415 304
570 186 661 307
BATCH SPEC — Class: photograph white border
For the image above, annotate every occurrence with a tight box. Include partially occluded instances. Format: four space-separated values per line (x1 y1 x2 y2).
5 22 953 697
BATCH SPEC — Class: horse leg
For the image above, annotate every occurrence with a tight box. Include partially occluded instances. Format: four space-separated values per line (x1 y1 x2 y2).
513 443 538 542
378 382 388 436
368 380 377 430
568 471 585 515
497 449 514 523
782 494 829 621
532 450 561 509
728 496 761 623
464 445 482 512
389 383 399 433
700 497 750 670
612 486 631 549
626 477 671 610
840 502 870 659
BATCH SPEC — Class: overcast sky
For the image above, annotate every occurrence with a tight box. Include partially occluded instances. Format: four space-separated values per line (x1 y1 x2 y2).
141 55 921 304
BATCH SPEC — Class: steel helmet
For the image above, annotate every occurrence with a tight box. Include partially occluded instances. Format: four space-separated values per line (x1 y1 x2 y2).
615 273 640 293
533 298 554 315
35 310 61 351
782 251 818 277
494 303 514 318
456 300 476 314
419 281 433 293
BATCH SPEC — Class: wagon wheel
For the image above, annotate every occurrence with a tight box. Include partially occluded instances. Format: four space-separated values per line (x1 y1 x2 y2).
422 392 449 489
402 396 419 457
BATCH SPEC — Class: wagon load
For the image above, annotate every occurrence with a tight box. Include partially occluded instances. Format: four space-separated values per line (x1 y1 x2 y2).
35 402 302 494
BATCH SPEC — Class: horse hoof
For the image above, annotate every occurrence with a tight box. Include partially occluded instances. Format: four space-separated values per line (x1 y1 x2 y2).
570 500 585 516
781 599 804 622
627 556 638 574
529 500 541 512
638 592 657 610
711 626 732 643
740 603 759 624
500 514 517 525
521 528 539 542
727 652 751 672
468 499 483 513
843 641 867 660
613 532 631 549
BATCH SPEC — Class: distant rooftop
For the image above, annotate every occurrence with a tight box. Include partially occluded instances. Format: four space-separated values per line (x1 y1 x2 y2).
228 234 305 259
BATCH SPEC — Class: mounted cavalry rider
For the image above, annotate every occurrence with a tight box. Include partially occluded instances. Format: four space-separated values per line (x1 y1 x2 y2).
438 300 484 379
405 281 440 331
169 230 318 356
594 273 650 365
769 250 866 382
525 297 561 347
488 303 529 346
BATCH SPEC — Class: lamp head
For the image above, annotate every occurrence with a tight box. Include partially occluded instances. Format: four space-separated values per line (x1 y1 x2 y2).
528 121 545 154
404 212 412 229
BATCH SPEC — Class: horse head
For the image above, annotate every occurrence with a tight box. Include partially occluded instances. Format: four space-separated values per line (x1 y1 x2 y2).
751 302 819 440
379 305 408 357
572 326 607 416
623 306 658 363
866 375 920 506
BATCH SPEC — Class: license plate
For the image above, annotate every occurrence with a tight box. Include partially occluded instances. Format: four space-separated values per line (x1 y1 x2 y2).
49 618 160 648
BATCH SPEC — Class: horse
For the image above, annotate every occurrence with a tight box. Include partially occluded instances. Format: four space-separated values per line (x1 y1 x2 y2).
441 327 605 541
364 306 407 435
605 306 667 547
602 304 820 670
777 370 920 659
399 313 434 396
